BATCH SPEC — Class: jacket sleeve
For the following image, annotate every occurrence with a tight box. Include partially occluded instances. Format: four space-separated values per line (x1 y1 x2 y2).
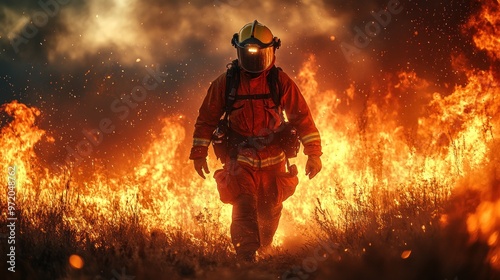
279 71 322 157
189 73 226 159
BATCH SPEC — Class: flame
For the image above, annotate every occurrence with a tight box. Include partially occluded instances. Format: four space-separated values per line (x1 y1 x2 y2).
274 47 498 247
466 0 500 61
460 0 500 270
0 101 53 195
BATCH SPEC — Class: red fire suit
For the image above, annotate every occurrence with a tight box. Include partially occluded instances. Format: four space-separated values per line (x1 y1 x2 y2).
190 66 322 258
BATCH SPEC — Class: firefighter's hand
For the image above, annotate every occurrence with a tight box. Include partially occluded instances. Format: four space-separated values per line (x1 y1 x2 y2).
193 158 210 179
305 156 322 179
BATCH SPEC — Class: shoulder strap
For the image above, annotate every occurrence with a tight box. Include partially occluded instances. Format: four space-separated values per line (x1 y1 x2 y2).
224 59 240 119
267 65 283 108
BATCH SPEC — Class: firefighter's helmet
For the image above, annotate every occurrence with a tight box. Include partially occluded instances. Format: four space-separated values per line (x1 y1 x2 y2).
231 20 281 73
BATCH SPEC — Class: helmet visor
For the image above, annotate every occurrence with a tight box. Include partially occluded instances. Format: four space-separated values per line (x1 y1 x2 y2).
237 44 274 73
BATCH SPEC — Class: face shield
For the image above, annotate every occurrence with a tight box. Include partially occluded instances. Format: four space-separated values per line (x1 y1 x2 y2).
236 44 275 73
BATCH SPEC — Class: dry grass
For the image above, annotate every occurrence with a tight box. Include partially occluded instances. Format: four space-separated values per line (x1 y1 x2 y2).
0 172 498 280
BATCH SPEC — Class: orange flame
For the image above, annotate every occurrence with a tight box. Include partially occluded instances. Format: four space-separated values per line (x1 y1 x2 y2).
460 0 500 270
0 100 53 194
466 0 500 61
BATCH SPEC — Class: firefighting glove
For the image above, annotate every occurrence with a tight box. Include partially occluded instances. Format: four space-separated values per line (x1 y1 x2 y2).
305 156 322 179
193 158 210 179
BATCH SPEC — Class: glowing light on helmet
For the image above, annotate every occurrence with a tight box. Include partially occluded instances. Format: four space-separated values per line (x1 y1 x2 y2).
247 46 259 54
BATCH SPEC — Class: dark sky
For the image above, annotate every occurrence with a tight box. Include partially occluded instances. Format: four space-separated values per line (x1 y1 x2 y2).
0 0 493 169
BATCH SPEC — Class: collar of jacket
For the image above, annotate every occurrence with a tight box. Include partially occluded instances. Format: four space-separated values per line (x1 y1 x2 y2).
240 67 272 80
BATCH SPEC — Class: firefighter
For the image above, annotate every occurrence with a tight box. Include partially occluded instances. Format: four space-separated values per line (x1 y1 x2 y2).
190 20 322 263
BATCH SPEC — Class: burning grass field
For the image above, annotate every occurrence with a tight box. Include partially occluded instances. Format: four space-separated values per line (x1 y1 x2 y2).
1 61 499 279
0 128 499 280
1 1 500 279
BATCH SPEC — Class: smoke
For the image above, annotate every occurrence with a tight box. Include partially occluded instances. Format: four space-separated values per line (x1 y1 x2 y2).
0 0 487 96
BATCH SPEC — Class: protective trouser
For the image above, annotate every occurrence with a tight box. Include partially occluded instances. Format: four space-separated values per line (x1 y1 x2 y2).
218 160 285 259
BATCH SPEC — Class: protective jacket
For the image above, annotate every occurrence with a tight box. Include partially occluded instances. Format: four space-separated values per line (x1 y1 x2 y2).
190 66 322 168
